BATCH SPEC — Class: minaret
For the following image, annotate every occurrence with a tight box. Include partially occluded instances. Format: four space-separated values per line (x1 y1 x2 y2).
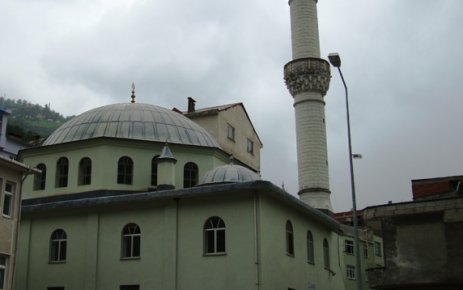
284 0 332 212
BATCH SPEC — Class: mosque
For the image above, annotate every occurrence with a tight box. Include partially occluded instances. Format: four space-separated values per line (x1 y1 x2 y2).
11 0 382 289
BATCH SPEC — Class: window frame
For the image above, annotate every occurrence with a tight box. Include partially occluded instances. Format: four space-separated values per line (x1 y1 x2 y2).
183 162 198 188
346 264 356 280
49 229 67 263
0 255 6 290
120 286 139 290
117 156 133 185
344 239 354 255
323 238 330 270
307 230 314 264
286 220 294 257
374 241 382 257
34 163 47 190
204 216 226 255
247 138 254 155
2 182 15 218
151 155 159 186
227 124 235 141
78 157 92 186
363 242 369 258
121 223 141 259
55 157 69 188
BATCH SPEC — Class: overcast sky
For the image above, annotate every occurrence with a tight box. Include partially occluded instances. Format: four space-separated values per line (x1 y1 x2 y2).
1 0 462 212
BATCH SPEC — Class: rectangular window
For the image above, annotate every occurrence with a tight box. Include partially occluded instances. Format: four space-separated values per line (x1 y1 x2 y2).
344 240 354 254
363 243 368 258
227 124 235 141
0 256 6 290
2 182 15 218
247 139 254 154
120 285 139 290
374 241 382 257
346 264 356 280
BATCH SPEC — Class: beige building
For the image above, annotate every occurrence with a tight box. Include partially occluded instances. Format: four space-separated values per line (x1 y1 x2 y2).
0 156 37 290
182 98 262 172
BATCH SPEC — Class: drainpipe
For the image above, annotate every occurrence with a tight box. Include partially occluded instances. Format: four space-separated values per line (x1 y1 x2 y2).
253 192 261 290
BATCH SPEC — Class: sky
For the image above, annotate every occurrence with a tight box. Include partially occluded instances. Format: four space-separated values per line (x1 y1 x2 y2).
1 0 462 212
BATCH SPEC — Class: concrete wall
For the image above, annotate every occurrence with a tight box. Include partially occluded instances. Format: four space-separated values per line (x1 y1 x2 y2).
15 188 344 290
0 162 27 290
20 139 230 199
16 193 257 290
258 194 345 290
364 198 463 289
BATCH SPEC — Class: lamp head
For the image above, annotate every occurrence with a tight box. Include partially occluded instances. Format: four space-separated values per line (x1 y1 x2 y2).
328 53 341 68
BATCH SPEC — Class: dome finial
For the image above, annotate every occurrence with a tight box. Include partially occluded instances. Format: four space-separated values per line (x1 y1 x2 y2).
229 154 235 165
131 82 136 103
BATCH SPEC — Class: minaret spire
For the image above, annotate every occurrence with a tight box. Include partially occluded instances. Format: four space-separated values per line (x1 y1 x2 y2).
131 82 136 103
284 0 333 213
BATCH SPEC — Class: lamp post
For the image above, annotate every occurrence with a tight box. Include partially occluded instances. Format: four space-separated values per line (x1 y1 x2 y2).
328 52 363 290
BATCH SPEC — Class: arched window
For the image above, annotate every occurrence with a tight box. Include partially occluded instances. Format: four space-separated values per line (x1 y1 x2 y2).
117 157 133 185
323 238 330 270
151 155 159 186
122 223 141 258
204 216 225 254
286 220 294 256
55 157 69 188
307 230 314 264
34 163 47 190
50 229 67 262
78 157 92 185
183 162 198 188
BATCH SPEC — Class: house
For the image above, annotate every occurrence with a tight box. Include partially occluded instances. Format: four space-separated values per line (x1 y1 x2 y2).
363 175 463 289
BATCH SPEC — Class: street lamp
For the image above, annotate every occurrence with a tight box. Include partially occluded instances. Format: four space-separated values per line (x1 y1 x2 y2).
328 52 363 290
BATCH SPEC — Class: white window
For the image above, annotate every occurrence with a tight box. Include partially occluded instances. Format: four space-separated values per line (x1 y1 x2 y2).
121 223 141 258
0 256 6 290
344 240 354 254
204 217 226 254
2 182 15 218
306 230 314 264
286 221 294 256
323 238 330 270
227 124 235 141
374 241 382 257
50 229 67 262
346 264 356 280
247 139 254 154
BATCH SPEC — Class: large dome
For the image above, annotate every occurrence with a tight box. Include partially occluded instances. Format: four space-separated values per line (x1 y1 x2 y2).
43 103 220 148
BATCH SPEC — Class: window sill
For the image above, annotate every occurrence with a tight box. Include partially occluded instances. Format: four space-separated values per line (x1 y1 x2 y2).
49 260 66 264
286 253 295 258
203 252 226 257
307 261 315 265
120 256 141 261
1 214 12 219
344 252 354 255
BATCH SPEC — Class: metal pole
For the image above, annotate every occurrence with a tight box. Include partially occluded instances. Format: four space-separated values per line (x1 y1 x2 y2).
337 66 363 290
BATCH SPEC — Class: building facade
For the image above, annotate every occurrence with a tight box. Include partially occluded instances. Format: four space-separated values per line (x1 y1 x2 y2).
363 175 463 289
0 156 37 290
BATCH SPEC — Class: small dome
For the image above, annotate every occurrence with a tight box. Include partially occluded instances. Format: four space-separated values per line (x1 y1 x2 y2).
43 103 220 148
201 164 260 185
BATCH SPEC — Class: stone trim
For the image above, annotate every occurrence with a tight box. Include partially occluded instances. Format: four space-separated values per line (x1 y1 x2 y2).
298 187 331 195
284 58 331 96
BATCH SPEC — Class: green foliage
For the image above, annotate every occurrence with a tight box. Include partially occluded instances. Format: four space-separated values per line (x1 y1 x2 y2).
0 97 72 142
